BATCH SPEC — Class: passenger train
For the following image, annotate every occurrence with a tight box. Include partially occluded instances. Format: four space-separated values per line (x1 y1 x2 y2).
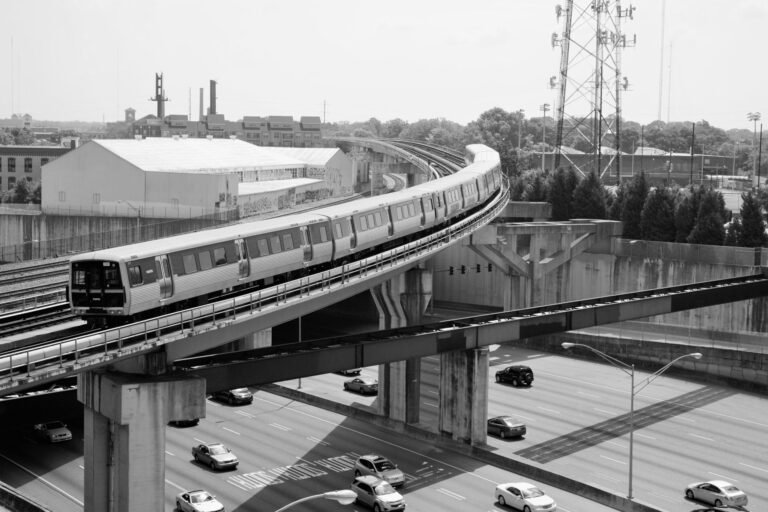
69 144 503 325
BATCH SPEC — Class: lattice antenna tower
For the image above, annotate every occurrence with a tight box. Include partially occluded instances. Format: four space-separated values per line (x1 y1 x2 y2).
550 1 635 183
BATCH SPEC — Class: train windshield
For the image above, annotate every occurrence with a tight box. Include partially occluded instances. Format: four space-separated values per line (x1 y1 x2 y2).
72 261 122 289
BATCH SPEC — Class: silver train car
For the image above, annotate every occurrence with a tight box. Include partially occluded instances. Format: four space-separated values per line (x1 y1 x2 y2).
69 144 502 324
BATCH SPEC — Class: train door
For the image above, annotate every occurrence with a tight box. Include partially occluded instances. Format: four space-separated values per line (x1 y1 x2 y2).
155 255 174 299
300 226 312 262
235 238 250 278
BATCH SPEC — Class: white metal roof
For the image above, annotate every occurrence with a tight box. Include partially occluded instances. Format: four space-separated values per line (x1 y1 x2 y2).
93 138 305 173
266 147 342 167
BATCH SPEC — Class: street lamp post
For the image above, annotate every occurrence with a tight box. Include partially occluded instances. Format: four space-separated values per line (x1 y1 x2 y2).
273 490 357 512
561 342 702 501
540 103 550 171
747 112 761 182
117 199 142 242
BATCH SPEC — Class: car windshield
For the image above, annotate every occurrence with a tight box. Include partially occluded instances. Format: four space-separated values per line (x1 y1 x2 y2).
374 460 396 471
208 445 227 455
46 421 66 429
522 487 545 498
374 482 396 495
190 493 213 503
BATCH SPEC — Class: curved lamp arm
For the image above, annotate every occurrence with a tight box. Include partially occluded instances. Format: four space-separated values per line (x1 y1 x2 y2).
274 490 357 512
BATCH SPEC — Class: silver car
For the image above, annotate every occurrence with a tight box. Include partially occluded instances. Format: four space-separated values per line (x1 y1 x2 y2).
351 475 406 511
32 421 72 443
354 454 405 488
495 482 557 511
344 377 378 395
192 442 239 471
175 489 225 512
685 480 748 508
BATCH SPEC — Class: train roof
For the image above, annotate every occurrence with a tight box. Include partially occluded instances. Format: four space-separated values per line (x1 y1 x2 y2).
70 212 328 262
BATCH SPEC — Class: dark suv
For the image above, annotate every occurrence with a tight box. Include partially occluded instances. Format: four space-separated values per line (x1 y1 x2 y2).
495 365 534 387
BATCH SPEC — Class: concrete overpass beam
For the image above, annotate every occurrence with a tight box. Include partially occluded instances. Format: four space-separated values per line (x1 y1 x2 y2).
77 371 205 512
438 347 489 445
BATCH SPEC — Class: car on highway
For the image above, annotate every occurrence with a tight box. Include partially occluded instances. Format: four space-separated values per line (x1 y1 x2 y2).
350 475 406 511
344 377 378 395
337 368 362 376
192 442 239 471
495 482 557 511
354 454 405 488
175 489 225 512
211 387 253 405
495 365 534 387
685 480 748 508
32 421 72 443
169 417 199 427
487 416 527 439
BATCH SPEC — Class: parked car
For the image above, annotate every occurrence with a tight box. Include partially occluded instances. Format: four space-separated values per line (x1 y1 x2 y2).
192 442 239 471
169 418 200 427
685 480 748 508
337 368 362 376
344 377 378 395
495 482 557 511
495 365 534 387
212 387 253 405
354 454 405 488
487 416 526 439
175 489 225 512
351 475 406 511
32 421 72 443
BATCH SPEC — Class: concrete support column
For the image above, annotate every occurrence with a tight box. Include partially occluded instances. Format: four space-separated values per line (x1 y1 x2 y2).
371 267 432 424
77 371 205 512
438 347 489 445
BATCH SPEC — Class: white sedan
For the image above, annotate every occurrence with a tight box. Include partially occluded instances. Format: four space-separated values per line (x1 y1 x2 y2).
685 480 748 508
495 482 557 511
175 490 225 512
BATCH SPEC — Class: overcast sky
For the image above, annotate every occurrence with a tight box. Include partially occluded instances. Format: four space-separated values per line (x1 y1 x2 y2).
2 0 765 131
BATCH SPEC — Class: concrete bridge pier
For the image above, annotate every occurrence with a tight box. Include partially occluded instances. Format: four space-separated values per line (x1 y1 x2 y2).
371 266 432 424
438 347 489 444
77 356 205 512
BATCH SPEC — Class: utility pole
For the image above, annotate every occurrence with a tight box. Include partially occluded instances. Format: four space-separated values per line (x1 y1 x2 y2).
540 103 550 172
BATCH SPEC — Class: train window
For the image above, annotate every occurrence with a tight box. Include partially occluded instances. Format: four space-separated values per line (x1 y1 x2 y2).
104 267 121 288
257 238 269 256
408 203 415 216
182 253 198 274
270 235 282 253
73 270 86 286
394 207 401 221
214 247 227 266
317 224 329 242
198 250 213 271
360 215 368 231
334 222 343 238
128 266 143 286
282 233 293 250
368 213 376 228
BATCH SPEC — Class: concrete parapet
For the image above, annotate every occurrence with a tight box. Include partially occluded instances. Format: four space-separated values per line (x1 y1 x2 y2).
0 481 52 512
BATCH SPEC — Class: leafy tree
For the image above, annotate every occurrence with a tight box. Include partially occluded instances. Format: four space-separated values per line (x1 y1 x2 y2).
30 182 42 204
11 128 36 145
0 130 14 145
366 118 382 137
547 167 578 220
607 185 624 220
571 171 606 219
350 128 375 138
620 172 649 239
640 188 676 241
381 118 408 138
737 192 767 247
522 172 548 202
509 177 526 201
10 179 33 203
687 191 725 245
724 217 741 246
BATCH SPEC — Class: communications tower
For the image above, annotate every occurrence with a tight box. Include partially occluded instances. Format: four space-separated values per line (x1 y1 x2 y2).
550 1 635 183
149 73 169 119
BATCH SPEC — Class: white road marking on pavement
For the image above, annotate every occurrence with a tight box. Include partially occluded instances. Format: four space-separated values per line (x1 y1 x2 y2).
223 427 240 435
709 471 738 481
676 416 695 423
78 464 84 470
236 410 255 418
165 450 175 456
194 437 207 444
604 440 623 448
593 471 622 483
688 433 714 441
425 401 438 408
740 462 768 473
578 391 600 399
437 488 466 500
600 455 627 465
634 432 656 440
594 408 616 415
0 453 84 506
537 406 560 414
307 436 329 446
165 478 187 492
270 422 291 431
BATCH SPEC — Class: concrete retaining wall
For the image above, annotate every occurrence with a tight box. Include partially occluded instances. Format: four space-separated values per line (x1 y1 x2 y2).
0 482 52 512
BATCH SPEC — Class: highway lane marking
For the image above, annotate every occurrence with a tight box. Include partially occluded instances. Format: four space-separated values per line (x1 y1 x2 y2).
255 395 501 486
236 410 256 419
78 464 84 470
739 462 768 473
165 478 187 492
634 432 655 440
593 471 622 483
165 450 175 456
437 487 466 500
194 437 207 444
223 427 241 436
676 416 696 423
577 391 600 399
537 406 560 414
0 453 84 507
688 433 714 441
425 401 438 408
593 407 616 415
604 440 623 448
427 389 438 395
307 436 329 446
709 471 738 481
512 413 534 421
600 455 626 465
270 422 292 431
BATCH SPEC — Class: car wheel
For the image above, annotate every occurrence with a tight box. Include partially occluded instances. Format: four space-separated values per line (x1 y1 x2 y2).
512 378 519 387
210 461 216 470
523 506 531 512
715 499 723 507
344 383 349 390
685 489 694 499
175 500 182 511
374 504 382 512
193 454 199 462
497 495 506 506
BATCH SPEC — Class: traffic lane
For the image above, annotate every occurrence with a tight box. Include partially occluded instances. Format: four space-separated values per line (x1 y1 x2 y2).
165 389 619 512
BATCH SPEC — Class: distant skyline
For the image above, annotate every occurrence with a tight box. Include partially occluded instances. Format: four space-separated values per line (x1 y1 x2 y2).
2 1 766 131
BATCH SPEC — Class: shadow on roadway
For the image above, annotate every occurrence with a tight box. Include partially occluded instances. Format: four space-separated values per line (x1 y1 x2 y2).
514 385 734 464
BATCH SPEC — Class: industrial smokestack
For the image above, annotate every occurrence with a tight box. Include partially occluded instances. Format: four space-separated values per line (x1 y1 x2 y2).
209 80 217 115
199 88 204 121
